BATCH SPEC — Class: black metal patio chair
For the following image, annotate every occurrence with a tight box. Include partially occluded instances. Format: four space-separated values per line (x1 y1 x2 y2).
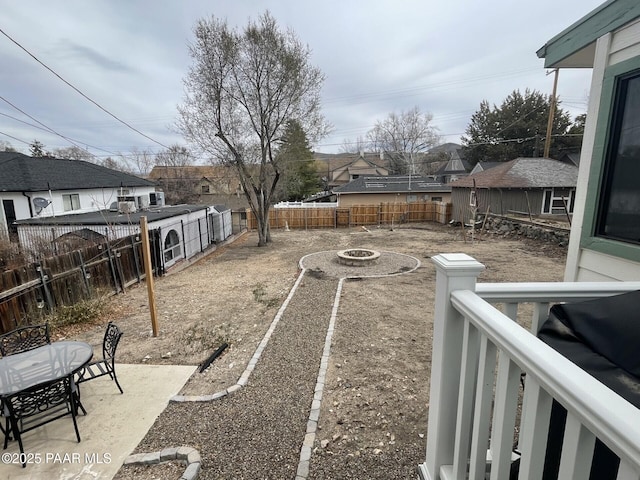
75 322 124 396
0 324 50 356
3 375 81 467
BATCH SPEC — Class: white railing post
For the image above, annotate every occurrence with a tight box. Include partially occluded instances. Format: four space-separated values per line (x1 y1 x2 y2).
419 254 485 480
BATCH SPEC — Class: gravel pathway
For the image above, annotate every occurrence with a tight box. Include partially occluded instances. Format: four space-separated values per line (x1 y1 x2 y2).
121 251 421 479
130 274 338 479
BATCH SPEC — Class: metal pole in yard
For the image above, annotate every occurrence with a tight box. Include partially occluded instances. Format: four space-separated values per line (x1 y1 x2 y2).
140 216 159 337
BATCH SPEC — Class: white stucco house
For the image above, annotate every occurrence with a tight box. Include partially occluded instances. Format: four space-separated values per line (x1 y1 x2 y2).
420 2 640 479
0 152 157 239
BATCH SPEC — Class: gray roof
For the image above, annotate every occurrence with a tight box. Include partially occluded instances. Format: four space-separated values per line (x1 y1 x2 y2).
0 152 156 192
450 157 578 189
333 175 451 194
15 204 210 226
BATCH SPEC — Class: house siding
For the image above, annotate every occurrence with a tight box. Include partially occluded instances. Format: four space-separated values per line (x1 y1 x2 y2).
337 191 451 207
565 14 640 281
451 187 545 223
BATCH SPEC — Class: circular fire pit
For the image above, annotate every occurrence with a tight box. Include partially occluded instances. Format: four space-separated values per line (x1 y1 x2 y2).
336 248 381 267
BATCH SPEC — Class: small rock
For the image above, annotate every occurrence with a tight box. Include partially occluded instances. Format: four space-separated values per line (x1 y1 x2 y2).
142 355 151 362
320 439 330 448
161 352 172 359
373 448 382 455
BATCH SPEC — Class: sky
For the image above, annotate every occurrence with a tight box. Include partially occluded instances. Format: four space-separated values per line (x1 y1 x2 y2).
0 0 606 164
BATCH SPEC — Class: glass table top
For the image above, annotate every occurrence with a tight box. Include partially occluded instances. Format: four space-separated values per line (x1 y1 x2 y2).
0 341 93 395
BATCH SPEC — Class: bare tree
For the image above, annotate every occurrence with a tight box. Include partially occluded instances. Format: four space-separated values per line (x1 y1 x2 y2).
154 144 193 167
0 140 16 152
177 12 327 246
368 106 440 175
340 135 370 154
128 147 156 176
52 146 95 162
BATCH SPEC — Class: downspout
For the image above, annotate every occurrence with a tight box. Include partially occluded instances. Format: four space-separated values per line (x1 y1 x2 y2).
47 182 55 218
22 192 34 217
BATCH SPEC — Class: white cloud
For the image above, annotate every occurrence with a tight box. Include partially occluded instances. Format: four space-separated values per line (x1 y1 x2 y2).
0 0 604 157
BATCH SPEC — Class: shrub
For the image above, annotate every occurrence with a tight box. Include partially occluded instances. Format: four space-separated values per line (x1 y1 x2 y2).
46 296 108 328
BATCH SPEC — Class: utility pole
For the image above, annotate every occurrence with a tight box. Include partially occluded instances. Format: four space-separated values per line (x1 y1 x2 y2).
544 68 559 158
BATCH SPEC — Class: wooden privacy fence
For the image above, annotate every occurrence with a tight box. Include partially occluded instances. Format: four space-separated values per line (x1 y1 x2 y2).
0 230 163 334
247 201 451 230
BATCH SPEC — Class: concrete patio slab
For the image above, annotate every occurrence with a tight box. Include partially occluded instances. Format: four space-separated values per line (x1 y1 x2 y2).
0 363 196 479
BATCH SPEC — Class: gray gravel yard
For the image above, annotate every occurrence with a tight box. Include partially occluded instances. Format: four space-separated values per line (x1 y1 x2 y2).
67 223 566 480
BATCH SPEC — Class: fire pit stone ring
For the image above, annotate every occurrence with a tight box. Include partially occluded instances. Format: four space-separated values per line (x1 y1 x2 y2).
336 248 381 266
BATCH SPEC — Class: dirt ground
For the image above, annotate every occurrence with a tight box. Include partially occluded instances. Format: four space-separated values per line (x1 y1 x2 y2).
62 222 567 478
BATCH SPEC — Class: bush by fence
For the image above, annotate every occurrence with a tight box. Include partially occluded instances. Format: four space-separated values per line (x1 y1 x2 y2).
246 201 451 230
0 231 163 334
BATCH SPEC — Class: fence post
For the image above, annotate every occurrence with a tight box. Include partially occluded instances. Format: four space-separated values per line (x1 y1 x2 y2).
419 254 485 480
181 220 187 258
130 234 142 282
104 237 121 294
35 262 54 309
76 251 92 296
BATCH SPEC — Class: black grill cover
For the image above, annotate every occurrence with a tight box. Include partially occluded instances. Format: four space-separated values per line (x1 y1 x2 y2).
536 290 640 480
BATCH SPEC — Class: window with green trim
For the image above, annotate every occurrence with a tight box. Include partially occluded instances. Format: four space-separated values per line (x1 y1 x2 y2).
596 71 640 244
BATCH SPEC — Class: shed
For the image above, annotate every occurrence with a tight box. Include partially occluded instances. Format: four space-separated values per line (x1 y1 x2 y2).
14 204 232 269
333 175 451 207
449 157 578 223
210 205 232 243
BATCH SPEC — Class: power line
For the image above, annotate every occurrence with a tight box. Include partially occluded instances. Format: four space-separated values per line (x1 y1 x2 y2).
0 102 119 157
0 129 31 146
0 94 88 151
0 26 171 150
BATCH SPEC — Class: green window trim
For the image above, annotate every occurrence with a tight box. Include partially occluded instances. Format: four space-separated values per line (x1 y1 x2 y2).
581 55 640 262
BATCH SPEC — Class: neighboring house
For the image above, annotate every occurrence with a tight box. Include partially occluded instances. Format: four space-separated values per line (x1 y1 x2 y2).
558 152 581 167
420 4 640 479
537 0 640 281
15 204 232 270
333 175 451 207
449 157 578 223
0 152 156 239
147 165 248 210
434 148 471 183
315 152 389 189
469 161 502 175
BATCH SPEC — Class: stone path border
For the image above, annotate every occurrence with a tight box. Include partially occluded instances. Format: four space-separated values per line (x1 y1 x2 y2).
123 446 201 480
153 250 420 479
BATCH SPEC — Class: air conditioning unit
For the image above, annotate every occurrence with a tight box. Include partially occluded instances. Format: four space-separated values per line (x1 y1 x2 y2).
136 195 150 210
118 201 137 214
149 192 165 207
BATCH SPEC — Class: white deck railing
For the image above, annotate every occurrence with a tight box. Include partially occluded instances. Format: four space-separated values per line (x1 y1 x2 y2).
418 254 640 480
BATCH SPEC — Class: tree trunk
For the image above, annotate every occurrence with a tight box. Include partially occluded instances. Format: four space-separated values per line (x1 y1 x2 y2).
256 191 271 247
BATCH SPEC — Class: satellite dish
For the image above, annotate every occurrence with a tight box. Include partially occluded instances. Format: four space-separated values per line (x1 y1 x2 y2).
33 197 51 214
33 197 50 208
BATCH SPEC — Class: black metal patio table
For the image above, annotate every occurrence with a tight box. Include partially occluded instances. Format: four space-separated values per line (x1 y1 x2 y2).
0 341 93 398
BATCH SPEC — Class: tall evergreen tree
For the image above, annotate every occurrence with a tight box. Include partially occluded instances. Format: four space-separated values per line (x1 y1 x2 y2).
462 89 582 164
275 120 321 201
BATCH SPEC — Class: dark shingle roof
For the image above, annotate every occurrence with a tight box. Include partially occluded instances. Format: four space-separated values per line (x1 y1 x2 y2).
14 204 210 226
0 152 156 192
333 175 451 194
450 157 578 189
